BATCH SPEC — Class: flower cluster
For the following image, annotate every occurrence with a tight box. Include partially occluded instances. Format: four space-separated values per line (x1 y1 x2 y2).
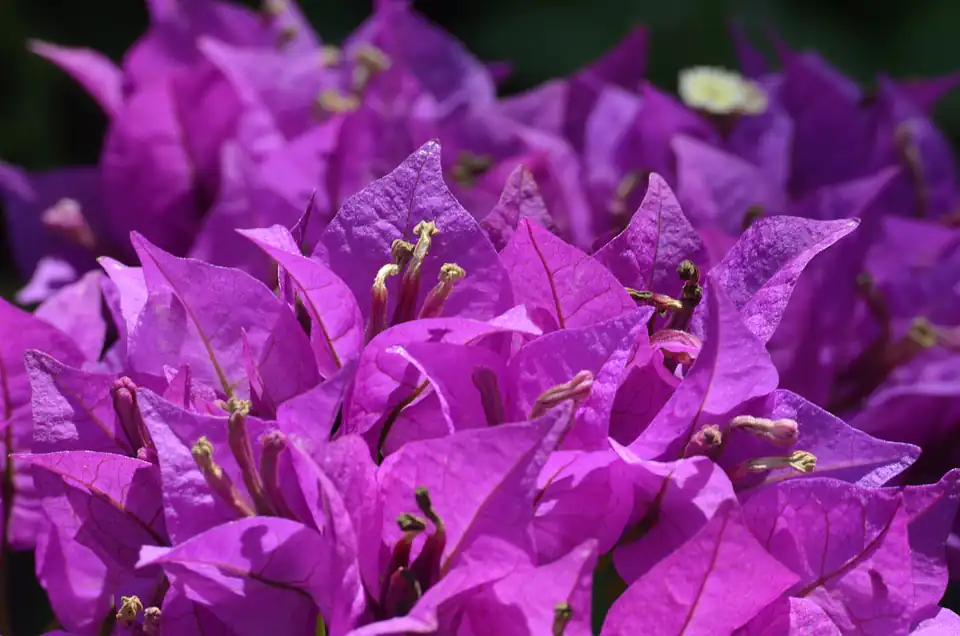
1 1 959 635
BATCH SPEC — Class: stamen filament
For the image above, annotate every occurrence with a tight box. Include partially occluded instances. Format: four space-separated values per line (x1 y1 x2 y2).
392 222 439 325
228 411 275 516
367 240 415 342
259 431 296 519
418 263 466 319
192 437 255 518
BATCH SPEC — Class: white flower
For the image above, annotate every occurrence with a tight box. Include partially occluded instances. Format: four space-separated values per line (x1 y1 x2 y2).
678 66 768 115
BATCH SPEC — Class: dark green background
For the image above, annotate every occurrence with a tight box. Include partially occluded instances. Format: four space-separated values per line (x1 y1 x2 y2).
1 0 959 632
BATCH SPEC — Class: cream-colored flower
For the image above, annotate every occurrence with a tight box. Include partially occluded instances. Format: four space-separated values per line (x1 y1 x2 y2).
678 66 767 115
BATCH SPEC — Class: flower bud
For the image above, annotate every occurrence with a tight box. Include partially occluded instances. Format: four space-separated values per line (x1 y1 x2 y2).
729 415 799 448
529 371 594 419
259 430 295 520
111 377 148 456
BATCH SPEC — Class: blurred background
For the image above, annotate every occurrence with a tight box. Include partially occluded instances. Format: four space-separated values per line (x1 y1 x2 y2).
4 0 960 296
2 0 960 632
